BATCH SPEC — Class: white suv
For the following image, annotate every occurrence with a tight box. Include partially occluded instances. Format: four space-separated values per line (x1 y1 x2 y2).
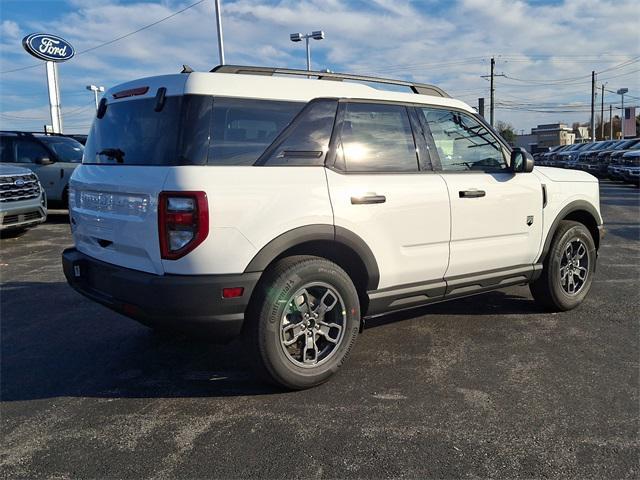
62 66 603 389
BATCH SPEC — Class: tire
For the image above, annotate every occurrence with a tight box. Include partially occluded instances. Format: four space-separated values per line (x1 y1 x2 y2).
0 227 28 239
62 187 69 211
530 220 596 311
246 255 361 390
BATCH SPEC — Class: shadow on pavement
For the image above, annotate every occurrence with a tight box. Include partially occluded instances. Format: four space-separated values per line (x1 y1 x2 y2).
1 281 542 402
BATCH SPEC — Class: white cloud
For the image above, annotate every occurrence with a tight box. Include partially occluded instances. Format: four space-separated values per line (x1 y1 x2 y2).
0 0 638 132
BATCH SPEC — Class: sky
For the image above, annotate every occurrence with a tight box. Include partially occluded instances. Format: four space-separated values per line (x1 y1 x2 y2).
0 0 639 134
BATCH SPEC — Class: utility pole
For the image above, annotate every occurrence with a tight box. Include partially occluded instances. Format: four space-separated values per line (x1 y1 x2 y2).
609 104 613 140
590 71 596 143
478 98 485 118
490 57 495 127
480 57 505 128
214 0 225 65
600 84 605 140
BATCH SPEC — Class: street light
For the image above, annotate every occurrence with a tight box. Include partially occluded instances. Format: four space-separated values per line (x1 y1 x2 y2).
289 30 324 71
86 85 105 110
616 88 628 138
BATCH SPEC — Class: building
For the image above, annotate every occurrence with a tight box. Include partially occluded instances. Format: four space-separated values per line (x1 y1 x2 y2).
531 123 575 148
515 133 537 152
574 126 590 143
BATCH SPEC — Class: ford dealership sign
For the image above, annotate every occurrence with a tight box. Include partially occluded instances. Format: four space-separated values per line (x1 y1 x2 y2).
22 33 75 62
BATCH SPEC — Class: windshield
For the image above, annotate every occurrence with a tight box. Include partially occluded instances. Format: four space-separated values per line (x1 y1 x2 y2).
39 136 84 163
617 139 640 150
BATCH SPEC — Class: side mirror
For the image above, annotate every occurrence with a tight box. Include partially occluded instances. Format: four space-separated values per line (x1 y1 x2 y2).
510 147 534 173
36 156 54 165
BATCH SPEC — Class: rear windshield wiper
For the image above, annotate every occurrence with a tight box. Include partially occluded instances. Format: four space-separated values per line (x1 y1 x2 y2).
97 148 125 163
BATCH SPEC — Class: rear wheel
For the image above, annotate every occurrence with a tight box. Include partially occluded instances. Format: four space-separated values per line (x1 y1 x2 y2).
530 220 596 311
246 256 360 390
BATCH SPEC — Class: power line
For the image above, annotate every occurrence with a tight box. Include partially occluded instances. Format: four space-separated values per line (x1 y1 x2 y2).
0 0 207 75
499 57 640 87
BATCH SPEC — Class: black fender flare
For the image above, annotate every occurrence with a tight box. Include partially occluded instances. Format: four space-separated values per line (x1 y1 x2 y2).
537 200 602 263
243 224 380 290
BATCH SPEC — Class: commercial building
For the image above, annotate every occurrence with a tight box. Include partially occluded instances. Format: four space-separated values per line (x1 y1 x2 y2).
531 123 576 148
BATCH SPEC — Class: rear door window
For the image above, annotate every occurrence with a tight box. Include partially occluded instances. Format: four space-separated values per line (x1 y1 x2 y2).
335 103 419 172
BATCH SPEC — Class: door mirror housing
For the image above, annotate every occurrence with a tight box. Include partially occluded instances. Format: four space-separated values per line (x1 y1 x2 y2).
510 147 534 173
35 156 53 165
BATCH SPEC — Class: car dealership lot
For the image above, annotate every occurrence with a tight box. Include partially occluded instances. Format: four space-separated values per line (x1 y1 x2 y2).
1 181 638 479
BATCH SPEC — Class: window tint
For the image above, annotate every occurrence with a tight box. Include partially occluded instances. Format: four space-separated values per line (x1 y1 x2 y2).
85 96 183 165
338 103 418 172
420 108 507 172
261 99 337 166
0 137 14 163
209 98 303 165
15 139 49 164
39 137 84 163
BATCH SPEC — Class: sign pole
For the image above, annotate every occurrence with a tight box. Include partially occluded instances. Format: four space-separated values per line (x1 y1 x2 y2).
23 33 75 133
45 61 62 133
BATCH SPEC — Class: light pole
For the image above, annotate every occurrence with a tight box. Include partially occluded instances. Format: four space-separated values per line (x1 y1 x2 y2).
617 88 628 139
214 0 225 65
86 85 105 110
289 31 324 71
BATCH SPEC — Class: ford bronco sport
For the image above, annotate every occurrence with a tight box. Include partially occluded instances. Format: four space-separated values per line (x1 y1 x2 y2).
62 65 603 389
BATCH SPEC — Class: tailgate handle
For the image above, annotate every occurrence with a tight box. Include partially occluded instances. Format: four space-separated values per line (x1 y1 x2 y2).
351 194 386 205
459 189 485 198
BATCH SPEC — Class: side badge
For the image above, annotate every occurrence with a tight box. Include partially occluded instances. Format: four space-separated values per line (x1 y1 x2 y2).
526 215 534 226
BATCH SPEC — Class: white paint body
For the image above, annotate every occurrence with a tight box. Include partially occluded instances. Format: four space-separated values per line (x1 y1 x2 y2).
69 72 602 292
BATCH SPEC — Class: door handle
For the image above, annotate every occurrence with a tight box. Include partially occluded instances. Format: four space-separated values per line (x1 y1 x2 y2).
351 194 386 205
459 189 486 198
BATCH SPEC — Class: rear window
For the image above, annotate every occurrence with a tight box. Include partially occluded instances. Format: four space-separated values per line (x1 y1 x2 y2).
84 95 303 166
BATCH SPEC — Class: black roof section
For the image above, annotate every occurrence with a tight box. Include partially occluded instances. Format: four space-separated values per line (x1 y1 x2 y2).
210 65 449 98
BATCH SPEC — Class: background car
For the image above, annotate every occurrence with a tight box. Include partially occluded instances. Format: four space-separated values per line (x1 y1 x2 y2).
0 164 47 233
609 142 640 180
592 139 640 177
558 143 591 168
576 141 617 172
620 150 640 185
0 131 84 208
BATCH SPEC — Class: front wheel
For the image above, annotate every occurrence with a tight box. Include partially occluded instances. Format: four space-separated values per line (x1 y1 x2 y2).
530 220 596 311
246 256 361 390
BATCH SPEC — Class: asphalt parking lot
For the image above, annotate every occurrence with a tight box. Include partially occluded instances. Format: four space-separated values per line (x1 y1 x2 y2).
1 180 638 479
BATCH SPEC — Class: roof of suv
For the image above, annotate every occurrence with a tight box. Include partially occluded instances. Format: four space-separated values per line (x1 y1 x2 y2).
106 68 476 114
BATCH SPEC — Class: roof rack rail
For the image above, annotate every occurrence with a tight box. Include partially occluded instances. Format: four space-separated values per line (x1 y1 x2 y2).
210 65 449 98
0 130 68 135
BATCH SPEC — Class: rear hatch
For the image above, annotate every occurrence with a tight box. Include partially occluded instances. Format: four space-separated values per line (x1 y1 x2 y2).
70 74 208 274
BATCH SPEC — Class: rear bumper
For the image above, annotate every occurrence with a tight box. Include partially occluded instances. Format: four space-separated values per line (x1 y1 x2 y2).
62 248 260 341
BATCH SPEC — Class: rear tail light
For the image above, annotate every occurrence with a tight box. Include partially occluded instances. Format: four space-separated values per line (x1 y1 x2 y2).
158 191 209 260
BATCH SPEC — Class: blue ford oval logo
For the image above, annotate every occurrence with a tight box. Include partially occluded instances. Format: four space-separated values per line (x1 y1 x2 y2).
14 179 26 188
22 33 75 62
